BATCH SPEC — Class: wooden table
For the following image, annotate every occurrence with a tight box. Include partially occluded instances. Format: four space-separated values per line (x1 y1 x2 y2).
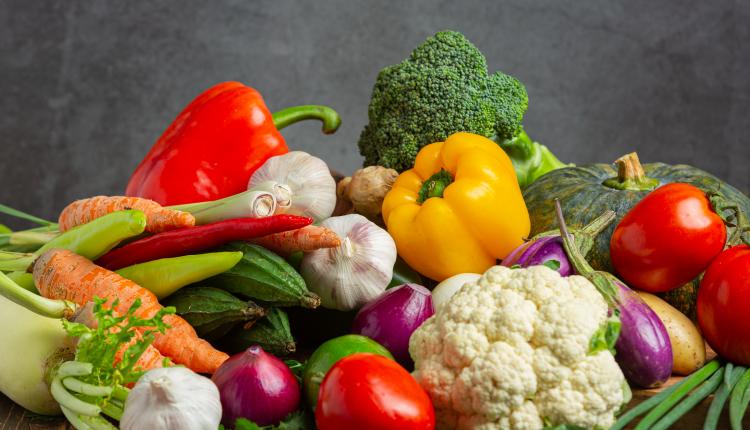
0 393 70 430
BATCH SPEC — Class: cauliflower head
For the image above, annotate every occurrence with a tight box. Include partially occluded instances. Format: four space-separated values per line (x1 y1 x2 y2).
409 265 626 430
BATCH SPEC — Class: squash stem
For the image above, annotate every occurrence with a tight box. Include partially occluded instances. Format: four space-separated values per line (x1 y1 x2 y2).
602 152 660 191
0 271 76 319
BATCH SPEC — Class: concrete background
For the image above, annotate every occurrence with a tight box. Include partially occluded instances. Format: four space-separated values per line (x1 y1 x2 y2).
1 0 748 227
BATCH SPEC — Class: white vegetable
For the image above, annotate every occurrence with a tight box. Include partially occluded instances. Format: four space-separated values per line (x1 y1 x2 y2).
301 214 397 311
121 367 221 430
409 265 627 430
431 273 481 311
249 151 336 221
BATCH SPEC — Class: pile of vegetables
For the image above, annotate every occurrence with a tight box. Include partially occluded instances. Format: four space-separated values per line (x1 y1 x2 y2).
2 28 750 430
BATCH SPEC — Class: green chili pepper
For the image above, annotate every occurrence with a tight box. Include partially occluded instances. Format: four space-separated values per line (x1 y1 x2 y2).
116 251 243 299
5 271 36 293
36 210 147 260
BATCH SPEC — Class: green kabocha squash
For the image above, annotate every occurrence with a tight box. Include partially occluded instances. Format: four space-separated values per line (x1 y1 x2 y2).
523 152 750 319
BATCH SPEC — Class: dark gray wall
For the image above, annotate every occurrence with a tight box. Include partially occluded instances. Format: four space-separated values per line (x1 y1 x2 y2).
1 0 748 228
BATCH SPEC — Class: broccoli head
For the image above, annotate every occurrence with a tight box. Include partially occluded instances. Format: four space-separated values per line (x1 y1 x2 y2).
358 31 529 172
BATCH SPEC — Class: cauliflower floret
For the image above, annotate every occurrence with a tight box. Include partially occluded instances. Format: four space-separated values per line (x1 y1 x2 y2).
410 265 625 430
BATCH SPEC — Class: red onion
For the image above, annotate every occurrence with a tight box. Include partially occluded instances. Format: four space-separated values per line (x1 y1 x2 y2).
351 283 434 365
211 345 300 427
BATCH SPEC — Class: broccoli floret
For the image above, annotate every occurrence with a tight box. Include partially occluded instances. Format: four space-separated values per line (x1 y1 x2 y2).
358 31 568 185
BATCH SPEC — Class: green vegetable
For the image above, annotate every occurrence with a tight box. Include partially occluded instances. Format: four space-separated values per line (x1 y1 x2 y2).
0 203 56 227
221 411 312 430
633 360 721 430
0 210 146 272
524 153 750 319
357 30 566 185
704 365 745 430
611 377 690 430
729 368 750 430
302 334 393 410
51 297 174 428
387 256 423 289
116 251 243 299
211 242 321 308
5 271 35 292
220 307 296 357
163 286 265 340
650 366 725 430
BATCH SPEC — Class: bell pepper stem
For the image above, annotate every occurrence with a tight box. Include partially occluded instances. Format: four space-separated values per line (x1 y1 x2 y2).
0 271 77 319
417 169 453 204
272 105 341 135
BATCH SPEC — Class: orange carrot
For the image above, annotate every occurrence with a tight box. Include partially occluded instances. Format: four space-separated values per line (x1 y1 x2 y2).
73 302 169 372
251 225 341 256
33 249 228 374
58 196 195 233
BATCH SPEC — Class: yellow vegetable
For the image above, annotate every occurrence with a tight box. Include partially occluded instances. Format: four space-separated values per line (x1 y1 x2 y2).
637 291 705 375
382 132 530 281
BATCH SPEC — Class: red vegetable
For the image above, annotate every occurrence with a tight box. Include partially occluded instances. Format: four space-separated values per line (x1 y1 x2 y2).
351 283 434 366
315 353 435 430
97 215 312 270
125 82 340 205
610 183 726 293
697 245 750 365
212 345 300 427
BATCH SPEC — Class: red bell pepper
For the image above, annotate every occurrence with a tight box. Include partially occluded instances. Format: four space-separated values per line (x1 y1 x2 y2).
125 81 340 205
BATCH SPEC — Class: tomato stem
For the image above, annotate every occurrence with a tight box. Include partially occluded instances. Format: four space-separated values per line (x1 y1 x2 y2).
710 193 750 247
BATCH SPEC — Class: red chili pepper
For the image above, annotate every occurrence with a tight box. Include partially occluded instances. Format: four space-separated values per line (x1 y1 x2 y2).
97 215 312 270
125 81 341 206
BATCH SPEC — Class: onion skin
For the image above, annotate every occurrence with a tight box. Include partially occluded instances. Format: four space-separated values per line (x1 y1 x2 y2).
211 345 300 427
351 283 434 366
502 236 573 276
614 281 673 388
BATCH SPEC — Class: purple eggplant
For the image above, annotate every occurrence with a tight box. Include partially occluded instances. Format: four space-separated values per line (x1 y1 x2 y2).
554 201 672 388
502 210 615 277
613 281 673 387
502 236 573 276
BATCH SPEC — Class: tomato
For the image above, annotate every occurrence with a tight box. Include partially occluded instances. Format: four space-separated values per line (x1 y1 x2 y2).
303 335 394 410
315 353 435 430
610 182 726 292
697 245 750 365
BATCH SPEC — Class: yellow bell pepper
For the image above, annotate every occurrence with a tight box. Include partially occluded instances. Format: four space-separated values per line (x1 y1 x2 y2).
382 132 530 281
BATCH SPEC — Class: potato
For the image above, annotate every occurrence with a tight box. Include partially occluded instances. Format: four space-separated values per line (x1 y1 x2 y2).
637 291 705 375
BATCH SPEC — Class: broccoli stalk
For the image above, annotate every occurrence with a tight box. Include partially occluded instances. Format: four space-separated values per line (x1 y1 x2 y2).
358 31 568 186
496 128 569 188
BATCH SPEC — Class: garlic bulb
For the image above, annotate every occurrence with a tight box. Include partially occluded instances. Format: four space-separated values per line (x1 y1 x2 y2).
300 214 397 311
121 367 222 430
249 151 336 222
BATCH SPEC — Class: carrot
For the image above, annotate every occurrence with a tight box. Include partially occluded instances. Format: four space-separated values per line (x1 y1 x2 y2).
251 225 341 256
59 196 195 233
33 249 228 374
72 301 168 372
